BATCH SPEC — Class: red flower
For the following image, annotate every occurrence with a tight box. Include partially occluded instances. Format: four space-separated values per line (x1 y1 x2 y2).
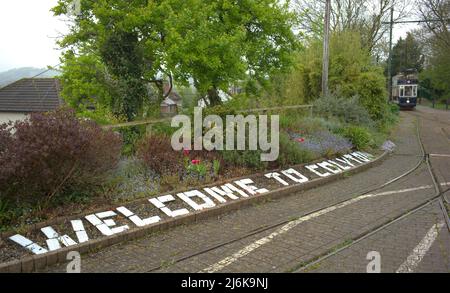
296 137 305 143
183 149 190 156
191 159 201 165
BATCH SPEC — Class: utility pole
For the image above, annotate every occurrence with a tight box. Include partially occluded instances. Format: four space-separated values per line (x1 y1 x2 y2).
382 11 446 102
321 0 331 97
387 6 394 101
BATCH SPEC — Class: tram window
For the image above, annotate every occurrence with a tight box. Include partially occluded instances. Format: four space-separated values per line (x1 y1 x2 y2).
400 86 404 97
405 86 412 97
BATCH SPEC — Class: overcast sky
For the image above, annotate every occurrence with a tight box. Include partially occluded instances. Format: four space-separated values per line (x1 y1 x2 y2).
0 0 420 73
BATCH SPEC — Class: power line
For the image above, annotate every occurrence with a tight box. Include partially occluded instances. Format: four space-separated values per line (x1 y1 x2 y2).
385 16 448 101
30 63 63 79
29 63 64 109
382 18 450 24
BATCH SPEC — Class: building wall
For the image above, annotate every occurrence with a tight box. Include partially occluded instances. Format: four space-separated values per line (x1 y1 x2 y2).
160 105 177 114
0 112 27 124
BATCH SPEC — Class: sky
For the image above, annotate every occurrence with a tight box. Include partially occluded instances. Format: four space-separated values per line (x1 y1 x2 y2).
0 0 69 72
0 0 420 73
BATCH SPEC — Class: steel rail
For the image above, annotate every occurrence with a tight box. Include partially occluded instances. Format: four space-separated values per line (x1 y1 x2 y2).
296 113 450 272
143 117 428 273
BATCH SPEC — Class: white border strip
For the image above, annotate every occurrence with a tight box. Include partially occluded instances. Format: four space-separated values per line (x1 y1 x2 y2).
201 184 440 273
396 221 445 273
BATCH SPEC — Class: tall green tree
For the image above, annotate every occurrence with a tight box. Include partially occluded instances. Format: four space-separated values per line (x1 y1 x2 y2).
420 35 450 102
391 33 424 76
53 0 299 120
269 31 387 120
417 0 450 102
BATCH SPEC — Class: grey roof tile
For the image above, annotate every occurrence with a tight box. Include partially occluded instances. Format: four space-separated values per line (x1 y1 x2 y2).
0 78 62 112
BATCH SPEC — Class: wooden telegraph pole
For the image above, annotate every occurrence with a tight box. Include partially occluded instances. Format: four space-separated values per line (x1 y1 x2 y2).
387 6 394 101
321 0 331 97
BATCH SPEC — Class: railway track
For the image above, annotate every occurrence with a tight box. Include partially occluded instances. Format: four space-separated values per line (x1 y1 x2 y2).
141 112 449 273
409 108 450 127
296 112 450 272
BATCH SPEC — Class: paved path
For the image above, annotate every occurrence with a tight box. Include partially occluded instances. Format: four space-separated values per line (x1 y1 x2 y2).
41 107 450 273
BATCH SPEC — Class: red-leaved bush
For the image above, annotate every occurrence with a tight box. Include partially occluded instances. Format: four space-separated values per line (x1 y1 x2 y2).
136 134 183 174
136 134 224 176
0 108 122 203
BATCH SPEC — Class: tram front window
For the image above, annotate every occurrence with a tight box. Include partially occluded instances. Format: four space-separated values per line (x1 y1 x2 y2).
404 86 413 97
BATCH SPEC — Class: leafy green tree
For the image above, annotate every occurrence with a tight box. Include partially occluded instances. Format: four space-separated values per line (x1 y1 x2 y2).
52 0 299 120
267 31 387 120
416 0 450 102
391 33 424 76
420 36 450 102
59 51 115 111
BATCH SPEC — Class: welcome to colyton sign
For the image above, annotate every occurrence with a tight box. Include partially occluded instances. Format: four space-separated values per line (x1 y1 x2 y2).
8 151 373 256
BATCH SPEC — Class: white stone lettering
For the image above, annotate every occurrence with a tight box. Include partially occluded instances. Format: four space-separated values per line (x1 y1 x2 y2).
328 160 351 170
71 220 89 243
335 157 355 167
116 206 161 227
203 185 244 202
234 179 269 196
149 195 190 218
318 161 342 174
305 164 331 177
85 211 129 236
41 226 77 251
7 151 375 256
352 151 371 162
203 188 227 203
281 168 309 184
177 190 216 211
9 234 48 255
344 154 363 164
265 172 290 186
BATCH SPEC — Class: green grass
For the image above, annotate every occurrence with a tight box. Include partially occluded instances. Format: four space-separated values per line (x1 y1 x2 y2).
420 99 450 111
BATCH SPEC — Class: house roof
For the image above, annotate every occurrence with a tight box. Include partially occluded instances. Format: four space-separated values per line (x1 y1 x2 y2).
161 97 177 106
163 84 182 102
0 78 62 113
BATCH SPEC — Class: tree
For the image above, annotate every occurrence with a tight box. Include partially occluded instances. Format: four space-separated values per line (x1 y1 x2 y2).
58 51 116 112
52 0 299 120
391 32 424 76
293 0 410 54
416 0 450 102
417 0 450 49
269 31 387 120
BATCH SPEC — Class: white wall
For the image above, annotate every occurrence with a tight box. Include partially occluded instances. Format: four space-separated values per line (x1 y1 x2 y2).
0 112 27 124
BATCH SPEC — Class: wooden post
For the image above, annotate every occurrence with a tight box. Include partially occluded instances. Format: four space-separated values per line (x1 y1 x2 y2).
321 0 331 97
387 7 394 101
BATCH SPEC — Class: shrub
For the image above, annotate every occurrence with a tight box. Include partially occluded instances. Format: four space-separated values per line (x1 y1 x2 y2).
76 104 126 125
279 113 303 131
338 126 373 150
221 149 268 170
300 117 342 134
0 108 122 204
116 125 147 156
313 94 374 127
292 130 353 157
136 134 183 174
152 121 178 136
276 133 313 167
202 104 237 120
356 70 388 121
